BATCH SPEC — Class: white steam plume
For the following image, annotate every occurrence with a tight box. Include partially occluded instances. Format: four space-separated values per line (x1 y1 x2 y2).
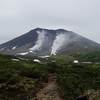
51 33 69 55
29 30 46 52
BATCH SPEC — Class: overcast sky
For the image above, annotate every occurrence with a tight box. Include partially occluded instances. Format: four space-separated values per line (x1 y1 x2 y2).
0 0 100 44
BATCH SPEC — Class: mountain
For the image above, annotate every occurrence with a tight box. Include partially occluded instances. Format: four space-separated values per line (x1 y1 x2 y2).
0 27 100 56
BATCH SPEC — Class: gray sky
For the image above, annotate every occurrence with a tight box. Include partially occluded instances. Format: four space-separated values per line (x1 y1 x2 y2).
0 0 100 44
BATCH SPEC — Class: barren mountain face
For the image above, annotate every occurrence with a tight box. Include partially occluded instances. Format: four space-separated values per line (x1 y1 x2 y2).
0 28 100 56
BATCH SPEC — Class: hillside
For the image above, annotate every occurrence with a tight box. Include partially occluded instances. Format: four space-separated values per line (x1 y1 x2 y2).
73 51 100 62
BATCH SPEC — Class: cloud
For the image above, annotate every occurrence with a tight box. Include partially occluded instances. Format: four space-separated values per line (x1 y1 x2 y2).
0 0 100 44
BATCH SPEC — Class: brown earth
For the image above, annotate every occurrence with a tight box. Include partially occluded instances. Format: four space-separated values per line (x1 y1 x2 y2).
29 74 62 100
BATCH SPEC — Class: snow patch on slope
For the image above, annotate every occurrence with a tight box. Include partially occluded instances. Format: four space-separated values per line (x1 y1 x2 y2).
12 46 17 50
29 30 46 52
17 52 29 55
33 59 40 63
39 55 50 58
0 47 6 51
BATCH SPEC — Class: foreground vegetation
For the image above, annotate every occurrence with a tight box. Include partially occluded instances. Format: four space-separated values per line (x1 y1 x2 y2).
0 53 100 100
57 63 100 100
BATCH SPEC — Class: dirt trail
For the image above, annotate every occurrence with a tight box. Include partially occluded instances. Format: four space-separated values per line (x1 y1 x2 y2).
34 74 62 100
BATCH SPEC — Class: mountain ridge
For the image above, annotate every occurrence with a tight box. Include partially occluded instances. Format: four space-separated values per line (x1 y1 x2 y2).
0 28 100 56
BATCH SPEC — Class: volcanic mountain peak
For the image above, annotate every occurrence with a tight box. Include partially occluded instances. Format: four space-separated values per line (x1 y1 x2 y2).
0 28 100 56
